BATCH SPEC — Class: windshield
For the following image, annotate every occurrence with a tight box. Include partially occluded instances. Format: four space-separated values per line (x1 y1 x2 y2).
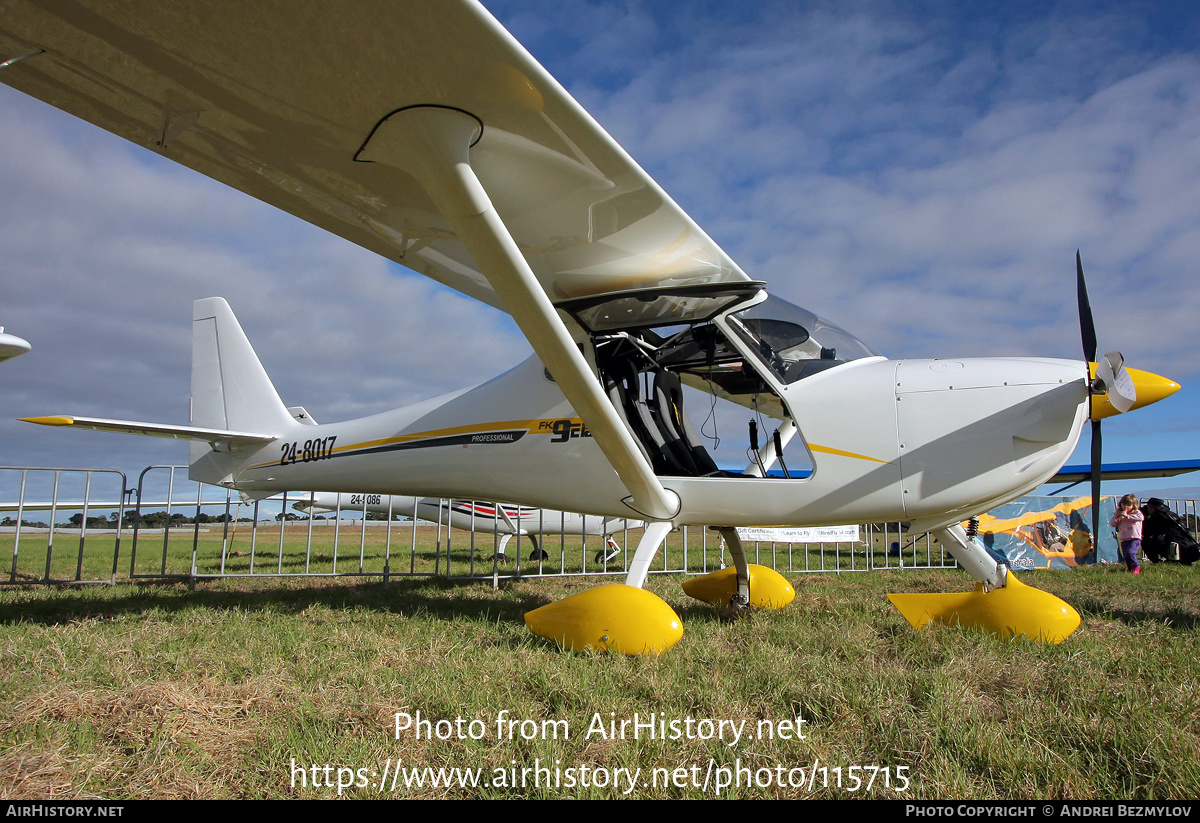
726 295 879 384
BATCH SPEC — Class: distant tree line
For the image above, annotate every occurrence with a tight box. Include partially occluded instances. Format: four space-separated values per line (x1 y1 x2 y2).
4 511 263 529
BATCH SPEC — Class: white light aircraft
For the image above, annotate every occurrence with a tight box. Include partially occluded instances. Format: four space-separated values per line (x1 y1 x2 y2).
295 492 632 562
3 1 1181 652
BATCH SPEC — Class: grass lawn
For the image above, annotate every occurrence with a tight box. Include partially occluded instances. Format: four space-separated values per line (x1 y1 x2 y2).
3 521 940 584
1 563 1196 799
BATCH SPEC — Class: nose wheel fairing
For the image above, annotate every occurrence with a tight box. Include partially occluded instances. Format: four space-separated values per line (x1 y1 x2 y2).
887 572 1081 644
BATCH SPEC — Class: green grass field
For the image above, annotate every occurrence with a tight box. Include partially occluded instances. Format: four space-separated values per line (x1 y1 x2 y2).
1 560 1197 799
3 521 940 585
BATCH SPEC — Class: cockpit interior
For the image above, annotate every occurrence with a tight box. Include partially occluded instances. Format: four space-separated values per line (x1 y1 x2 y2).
558 284 879 478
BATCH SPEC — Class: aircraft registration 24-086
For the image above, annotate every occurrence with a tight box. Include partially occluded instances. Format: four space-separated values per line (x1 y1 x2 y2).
4 0 1180 653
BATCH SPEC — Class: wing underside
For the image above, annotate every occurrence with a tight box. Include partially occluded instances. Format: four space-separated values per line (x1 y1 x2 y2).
3 0 759 520
1048 460 1200 484
0 0 749 310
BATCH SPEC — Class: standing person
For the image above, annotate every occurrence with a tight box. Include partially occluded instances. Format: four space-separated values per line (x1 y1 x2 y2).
1110 493 1145 574
1140 498 1200 565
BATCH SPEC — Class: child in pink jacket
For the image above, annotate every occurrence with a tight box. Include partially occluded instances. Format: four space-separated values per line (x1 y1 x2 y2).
1110 493 1144 574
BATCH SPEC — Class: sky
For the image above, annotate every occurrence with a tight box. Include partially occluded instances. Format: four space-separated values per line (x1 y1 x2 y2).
2 0 1199 504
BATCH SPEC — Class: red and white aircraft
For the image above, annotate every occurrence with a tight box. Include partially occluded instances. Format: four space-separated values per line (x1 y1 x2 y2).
295 492 632 564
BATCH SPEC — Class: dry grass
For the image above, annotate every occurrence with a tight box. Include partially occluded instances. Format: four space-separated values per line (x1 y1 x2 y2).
0 565 1197 799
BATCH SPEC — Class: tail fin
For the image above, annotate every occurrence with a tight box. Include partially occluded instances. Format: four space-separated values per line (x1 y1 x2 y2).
22 299 290 487
190 298 295 477
191 297 294 432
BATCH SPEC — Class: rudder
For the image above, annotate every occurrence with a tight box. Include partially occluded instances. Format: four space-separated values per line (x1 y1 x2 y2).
190 298 294 469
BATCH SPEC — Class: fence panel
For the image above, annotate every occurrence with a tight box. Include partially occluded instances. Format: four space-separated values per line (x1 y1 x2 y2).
15 465 1186 589
1 466 129 585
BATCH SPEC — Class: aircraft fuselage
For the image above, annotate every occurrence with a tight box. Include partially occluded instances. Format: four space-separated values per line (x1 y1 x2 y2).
215 353 1089 531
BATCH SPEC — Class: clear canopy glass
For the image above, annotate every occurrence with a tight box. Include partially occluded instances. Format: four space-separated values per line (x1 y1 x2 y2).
726 295 879 384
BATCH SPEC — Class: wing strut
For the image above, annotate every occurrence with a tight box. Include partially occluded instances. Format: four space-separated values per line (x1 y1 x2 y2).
357 105 679 521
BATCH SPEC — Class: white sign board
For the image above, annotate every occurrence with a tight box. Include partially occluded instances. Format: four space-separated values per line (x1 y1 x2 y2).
735 525 860 543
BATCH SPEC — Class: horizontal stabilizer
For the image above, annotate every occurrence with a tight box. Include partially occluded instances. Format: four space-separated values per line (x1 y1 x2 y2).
0 329 31 362
20 415 275 447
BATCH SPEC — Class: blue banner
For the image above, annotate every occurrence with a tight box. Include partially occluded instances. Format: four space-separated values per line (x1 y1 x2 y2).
975 495 1120 570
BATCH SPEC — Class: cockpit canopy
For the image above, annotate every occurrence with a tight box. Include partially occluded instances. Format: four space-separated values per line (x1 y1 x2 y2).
726 295 880 384
562 284 878 393
559 284 879 477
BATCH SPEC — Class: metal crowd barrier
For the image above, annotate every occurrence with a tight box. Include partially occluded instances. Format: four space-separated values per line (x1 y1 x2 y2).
19 464 1187 589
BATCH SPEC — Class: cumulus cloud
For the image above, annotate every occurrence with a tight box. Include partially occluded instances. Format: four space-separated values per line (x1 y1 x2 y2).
493 0 1200 473
0 87 528 477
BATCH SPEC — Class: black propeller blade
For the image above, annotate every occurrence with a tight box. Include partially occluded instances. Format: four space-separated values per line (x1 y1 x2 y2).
1090 413 1103 545
1077 251 1098 364
1077 251 1103 545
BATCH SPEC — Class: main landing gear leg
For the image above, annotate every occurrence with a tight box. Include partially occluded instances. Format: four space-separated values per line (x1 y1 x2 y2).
623 522 675 589
887 523 1081 643
718 527 751 609
492 533 512 563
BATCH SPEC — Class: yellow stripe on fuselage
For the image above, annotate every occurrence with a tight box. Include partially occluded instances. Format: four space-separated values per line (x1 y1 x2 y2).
248 421 890 472
808 443 891 464
334 418 549 454
247 418 586 470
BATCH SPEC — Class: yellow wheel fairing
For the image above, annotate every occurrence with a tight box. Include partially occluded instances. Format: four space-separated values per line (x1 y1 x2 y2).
681 564 796 609
524 584 684 655
887 573 1081 644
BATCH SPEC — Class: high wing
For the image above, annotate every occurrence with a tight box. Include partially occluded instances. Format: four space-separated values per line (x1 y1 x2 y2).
0 1 748 309
1045 459 1200 492
1 0 756 521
